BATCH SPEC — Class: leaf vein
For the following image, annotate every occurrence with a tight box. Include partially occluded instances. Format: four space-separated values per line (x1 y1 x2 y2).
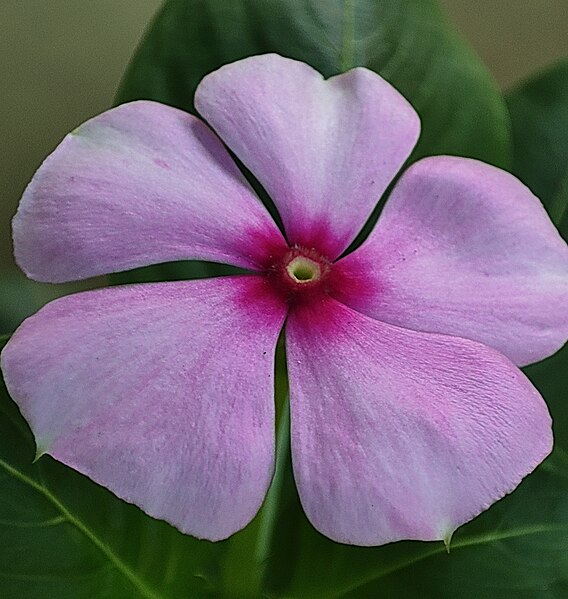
0 457 164 599
330 524 568 598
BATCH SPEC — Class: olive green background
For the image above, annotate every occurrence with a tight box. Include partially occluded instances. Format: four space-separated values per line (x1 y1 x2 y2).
1 0 568 276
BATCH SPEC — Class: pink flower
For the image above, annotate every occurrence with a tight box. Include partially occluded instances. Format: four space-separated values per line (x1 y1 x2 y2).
2 54 568 546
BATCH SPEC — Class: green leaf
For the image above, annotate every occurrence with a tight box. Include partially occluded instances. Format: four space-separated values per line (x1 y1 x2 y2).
119 0 510 168
506 59 568 228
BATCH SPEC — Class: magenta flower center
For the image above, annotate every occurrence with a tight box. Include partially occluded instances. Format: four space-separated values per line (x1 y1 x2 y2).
270 246 333 301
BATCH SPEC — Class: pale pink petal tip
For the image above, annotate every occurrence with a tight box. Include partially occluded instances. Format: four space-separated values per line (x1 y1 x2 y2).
335 156 568 366
195 53 420 258
1 276 287 540
14 100 284 283
286 298 552 546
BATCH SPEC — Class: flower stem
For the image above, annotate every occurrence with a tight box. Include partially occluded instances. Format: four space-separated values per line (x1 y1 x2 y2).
254 398 291 570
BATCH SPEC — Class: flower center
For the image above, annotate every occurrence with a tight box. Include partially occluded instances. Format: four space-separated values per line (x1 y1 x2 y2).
270 246 332 302
286 256 321 283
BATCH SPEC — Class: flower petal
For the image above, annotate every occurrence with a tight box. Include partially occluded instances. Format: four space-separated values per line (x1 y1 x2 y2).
14 101 285 283
195 54 420 259
334 156 568 366
286 297 552 546
1 276 286 540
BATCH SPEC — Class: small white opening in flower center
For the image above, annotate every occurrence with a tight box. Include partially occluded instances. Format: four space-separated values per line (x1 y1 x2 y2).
286 256 321 283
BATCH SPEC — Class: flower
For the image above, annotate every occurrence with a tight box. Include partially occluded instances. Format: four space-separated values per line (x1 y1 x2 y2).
2 54 568 547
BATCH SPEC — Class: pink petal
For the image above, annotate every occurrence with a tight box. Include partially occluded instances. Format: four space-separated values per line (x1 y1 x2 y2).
286 297 552 546
334 156 568 366
195 54 420 259
1 276 286 540
14 101 285 283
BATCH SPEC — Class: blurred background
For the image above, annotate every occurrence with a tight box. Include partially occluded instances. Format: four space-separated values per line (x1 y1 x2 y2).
1 0 568 326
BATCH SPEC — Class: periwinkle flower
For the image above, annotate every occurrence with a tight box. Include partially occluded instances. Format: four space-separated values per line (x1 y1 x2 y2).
2 54 568 546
